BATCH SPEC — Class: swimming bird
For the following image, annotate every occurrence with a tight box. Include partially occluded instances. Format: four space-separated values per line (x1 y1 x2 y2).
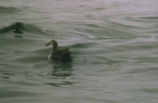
46 40 72 62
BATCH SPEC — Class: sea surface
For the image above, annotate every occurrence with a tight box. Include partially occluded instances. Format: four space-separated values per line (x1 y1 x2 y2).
0 0 158 103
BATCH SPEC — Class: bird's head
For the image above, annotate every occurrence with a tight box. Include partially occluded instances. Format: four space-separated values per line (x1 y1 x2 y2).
45 40 58 48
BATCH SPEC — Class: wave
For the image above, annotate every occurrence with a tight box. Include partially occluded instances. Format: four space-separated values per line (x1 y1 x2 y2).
24 24 48 34
138 16 158 20
0 7 21 14
0 22 55 36
0 22 24 33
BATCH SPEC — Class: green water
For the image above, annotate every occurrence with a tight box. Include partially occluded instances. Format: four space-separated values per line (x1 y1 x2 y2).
0 0 158 103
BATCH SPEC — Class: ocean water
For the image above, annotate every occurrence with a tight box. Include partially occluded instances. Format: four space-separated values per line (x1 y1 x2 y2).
0 0 158 103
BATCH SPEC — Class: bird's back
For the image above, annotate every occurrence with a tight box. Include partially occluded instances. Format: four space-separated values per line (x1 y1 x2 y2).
51 47 72 62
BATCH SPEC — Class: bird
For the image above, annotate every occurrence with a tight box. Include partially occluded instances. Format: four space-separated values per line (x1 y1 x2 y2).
46 40 72 62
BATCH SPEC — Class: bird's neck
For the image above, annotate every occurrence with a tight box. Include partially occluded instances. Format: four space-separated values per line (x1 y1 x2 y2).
53 44 58 49
52 42 58 53
53 45 58 52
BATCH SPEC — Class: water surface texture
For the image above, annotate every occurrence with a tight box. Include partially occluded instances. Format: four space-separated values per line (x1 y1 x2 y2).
0 0 158 103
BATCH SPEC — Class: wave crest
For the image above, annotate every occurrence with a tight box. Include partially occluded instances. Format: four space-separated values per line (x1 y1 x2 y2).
0 7 21 14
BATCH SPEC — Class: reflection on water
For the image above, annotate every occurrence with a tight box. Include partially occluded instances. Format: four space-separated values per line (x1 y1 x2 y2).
46 80 74 87
46 61 73 87
51 61 73 77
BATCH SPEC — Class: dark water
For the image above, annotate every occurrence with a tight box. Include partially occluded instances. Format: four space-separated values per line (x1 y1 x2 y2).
0 0 158 103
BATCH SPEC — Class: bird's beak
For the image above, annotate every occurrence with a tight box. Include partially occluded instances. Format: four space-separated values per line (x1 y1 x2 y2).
45 42 50 46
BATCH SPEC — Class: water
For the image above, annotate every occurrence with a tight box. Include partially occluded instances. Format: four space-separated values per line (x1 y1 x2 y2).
0 0 158 103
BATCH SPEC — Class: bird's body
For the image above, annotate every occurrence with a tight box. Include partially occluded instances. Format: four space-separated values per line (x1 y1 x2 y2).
51 47 71 61
46 40 72 62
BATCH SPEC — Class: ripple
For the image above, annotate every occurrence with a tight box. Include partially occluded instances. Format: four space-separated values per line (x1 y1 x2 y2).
0 7 21 14
142 88 158 94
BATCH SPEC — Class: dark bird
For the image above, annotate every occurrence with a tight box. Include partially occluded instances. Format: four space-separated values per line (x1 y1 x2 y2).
46 40 72 62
